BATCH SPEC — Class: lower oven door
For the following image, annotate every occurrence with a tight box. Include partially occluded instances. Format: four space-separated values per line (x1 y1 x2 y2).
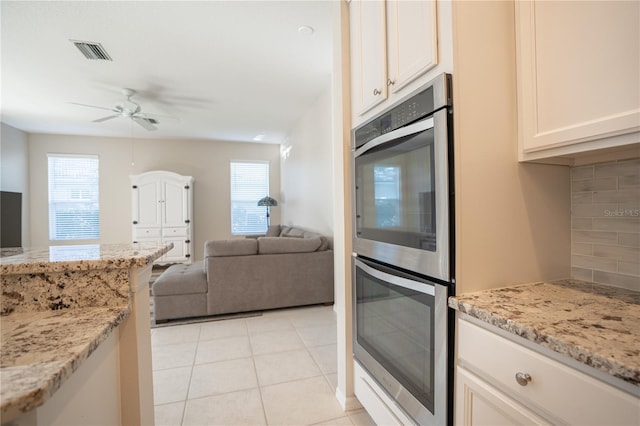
353 256 448 426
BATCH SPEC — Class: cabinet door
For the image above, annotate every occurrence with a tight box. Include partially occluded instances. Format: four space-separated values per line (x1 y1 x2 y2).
162 237 189 262
516 0 640 159
350 0 388 116
386 0 438 93
132 180 161 228
456 367 550 426
161 179 189 228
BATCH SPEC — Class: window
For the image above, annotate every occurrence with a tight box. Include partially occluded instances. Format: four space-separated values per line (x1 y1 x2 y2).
374 165 401 227
230 161 269 235
48 154 100 241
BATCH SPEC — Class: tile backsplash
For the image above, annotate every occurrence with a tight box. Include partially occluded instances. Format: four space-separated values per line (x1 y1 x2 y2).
571 158 639 291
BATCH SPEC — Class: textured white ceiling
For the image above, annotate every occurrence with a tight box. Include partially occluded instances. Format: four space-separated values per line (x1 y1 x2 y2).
1 0 333 143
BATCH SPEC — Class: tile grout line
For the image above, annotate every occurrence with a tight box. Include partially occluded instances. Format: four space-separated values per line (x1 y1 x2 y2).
152 306 347 425
180 323 202 425
246 319 271 425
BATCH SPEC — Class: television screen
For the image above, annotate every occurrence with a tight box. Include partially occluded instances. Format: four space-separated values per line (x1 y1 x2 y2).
1 191 22 248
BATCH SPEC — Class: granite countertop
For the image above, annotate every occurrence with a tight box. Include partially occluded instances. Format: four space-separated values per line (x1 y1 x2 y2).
0 242 170 419
449 279 640 388
0 307 130 415
0 242 173 274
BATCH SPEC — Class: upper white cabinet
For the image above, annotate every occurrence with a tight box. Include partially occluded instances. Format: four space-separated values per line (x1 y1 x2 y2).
386 0 438 93
350 0 388 115
350 0 440 121
131 171 194 264
516 0 640 163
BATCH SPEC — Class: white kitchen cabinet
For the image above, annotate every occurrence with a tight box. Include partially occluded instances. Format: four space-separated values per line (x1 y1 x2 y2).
350 0 388 115
131 171 193 264
455 317 640 426
515 0 640 164
456 366 550 426
350 0 439 119
386 0 438 93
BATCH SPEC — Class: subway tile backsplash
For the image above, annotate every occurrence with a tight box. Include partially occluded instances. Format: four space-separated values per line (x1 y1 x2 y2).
571 158 640 291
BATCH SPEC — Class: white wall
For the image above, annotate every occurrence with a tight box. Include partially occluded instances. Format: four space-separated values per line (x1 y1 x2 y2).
1 122 31 245
28 133 280 258
280 82 334 236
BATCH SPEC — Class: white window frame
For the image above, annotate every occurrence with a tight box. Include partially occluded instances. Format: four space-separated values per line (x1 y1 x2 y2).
230 161 270 235
47 154 100 241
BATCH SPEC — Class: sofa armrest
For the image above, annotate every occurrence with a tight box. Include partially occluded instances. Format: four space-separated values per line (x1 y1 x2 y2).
205 239 258 257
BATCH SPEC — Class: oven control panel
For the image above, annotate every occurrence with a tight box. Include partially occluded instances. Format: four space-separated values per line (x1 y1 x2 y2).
353 73 452 149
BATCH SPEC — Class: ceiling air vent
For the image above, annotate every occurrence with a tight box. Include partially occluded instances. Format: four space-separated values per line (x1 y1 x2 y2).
70 40 112 61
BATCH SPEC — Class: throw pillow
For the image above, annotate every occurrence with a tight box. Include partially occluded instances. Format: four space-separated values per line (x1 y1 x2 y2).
266 225 281 237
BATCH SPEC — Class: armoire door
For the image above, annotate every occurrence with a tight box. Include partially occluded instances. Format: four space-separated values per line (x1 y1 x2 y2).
132 180 161 228
161 179 189 228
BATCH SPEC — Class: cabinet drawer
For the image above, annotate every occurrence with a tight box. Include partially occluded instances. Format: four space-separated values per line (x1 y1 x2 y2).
457 319 639 425
134 227 161 238
162 227 189 237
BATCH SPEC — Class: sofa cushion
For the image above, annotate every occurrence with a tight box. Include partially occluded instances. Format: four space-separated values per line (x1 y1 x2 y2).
152 262 208 296
284 227 306 238
279 225 292 236
317 236 330 251
266 225 281 237
258 236 322 254
205 239 258 257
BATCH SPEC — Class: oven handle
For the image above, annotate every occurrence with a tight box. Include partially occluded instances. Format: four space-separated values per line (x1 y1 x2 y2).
355 257 435 296
354 116 435 158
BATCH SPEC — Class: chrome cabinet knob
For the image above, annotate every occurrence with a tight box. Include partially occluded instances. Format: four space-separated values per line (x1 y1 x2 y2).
373 88 381 96
515 372 532 386
387 79 395 86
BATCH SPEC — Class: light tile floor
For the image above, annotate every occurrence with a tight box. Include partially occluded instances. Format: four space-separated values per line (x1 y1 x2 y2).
151 305 376 426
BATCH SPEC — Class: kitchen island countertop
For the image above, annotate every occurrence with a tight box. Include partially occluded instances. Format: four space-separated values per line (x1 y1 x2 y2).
449 279 640 388
0 242 170 274
0 242 171 421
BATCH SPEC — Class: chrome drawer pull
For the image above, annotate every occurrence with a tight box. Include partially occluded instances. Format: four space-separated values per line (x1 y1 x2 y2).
515 372 532 386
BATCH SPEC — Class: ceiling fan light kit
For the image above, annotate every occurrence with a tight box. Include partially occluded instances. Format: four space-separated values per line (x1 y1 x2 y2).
70 88 176 131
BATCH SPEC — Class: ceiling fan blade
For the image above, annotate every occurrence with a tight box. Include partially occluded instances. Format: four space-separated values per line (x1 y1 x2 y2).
92 115 120 123
69 102 118 112
133 117 157 131
137 112 180 121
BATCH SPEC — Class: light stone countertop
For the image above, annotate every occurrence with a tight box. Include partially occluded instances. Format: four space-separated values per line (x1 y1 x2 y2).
449 279 640 388
0 242 171 419
0 241 172 274
0 307 130 415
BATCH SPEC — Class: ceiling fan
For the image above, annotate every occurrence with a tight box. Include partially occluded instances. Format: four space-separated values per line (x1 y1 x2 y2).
71 88 175 131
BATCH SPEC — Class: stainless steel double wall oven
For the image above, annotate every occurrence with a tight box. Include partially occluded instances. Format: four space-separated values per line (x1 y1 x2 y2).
352 73 454 425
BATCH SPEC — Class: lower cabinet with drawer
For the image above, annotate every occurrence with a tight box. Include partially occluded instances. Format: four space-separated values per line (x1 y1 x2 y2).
133 228 191 264
455 317 639 426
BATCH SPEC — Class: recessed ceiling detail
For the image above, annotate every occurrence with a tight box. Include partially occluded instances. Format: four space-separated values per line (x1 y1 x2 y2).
70 40 112 61
298 26 314 36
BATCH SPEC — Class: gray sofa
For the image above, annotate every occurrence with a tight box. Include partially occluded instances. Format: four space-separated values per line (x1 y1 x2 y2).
152 225 334 322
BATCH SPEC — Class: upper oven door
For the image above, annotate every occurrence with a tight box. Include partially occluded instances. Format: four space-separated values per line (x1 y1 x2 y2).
353 108 451 282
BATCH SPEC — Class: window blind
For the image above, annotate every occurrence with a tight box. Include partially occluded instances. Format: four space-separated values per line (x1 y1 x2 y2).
48 154 100 240
230 161 269 235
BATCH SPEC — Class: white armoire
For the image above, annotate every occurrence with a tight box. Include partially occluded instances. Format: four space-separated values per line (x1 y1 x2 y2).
130 171 194 264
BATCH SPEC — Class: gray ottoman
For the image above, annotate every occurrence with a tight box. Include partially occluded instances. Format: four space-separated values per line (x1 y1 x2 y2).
152 261 208 322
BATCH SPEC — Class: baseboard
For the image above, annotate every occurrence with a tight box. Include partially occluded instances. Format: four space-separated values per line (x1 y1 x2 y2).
335 388 362 412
